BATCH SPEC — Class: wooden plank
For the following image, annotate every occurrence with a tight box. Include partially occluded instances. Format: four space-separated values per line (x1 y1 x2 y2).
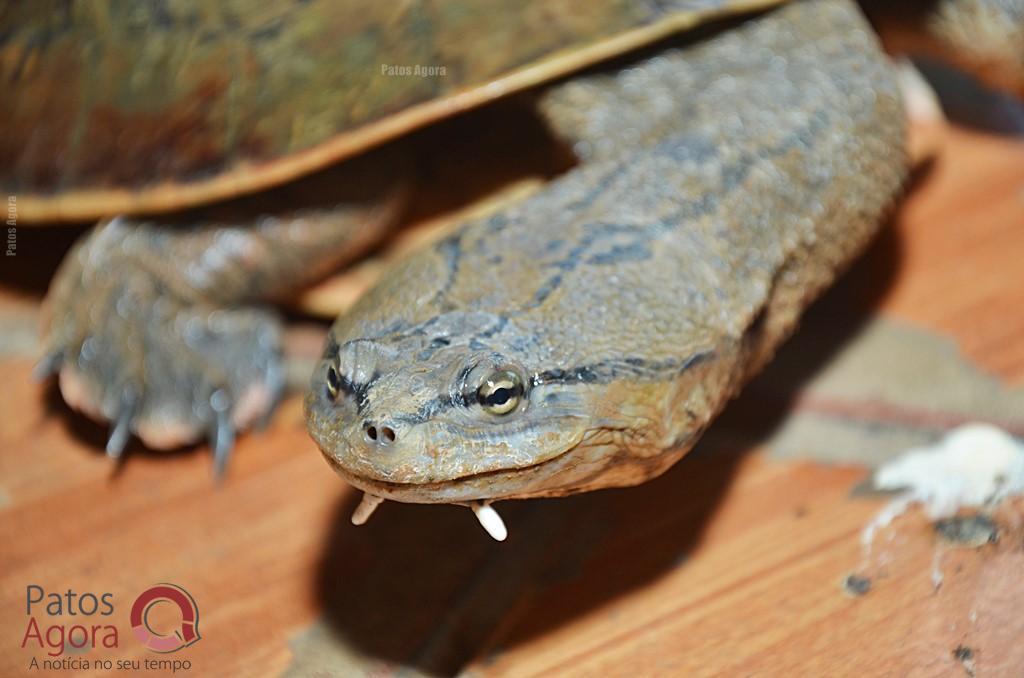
876 126 1024 382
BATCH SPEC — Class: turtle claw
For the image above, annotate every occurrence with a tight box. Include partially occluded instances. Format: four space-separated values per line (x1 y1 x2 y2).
105 387 139 460
105 408 132 460
209 403 236 481
32 350 63 383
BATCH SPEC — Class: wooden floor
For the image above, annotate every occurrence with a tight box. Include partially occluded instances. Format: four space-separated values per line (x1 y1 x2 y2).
1 116 1023 675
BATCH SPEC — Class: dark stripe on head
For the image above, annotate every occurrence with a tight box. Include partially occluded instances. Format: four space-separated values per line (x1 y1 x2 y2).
386 350 714 428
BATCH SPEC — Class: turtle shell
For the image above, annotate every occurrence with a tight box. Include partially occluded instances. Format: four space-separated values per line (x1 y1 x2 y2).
1 0 785 222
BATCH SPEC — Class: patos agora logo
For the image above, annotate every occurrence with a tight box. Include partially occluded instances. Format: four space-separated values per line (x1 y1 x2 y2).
130 584 201 653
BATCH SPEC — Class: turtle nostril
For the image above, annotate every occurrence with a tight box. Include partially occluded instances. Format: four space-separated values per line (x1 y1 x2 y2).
364 424 395 445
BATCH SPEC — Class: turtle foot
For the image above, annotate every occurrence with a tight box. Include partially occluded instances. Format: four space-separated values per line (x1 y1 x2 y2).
39 230 284 477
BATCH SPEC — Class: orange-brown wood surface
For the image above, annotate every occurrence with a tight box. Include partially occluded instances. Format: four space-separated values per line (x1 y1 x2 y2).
1 117 1023 676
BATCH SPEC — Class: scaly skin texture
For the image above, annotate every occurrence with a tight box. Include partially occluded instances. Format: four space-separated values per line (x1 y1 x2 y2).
41 153 403 466
305 0 909 504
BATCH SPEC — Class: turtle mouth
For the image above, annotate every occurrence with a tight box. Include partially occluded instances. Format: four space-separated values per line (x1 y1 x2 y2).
323 450 576 542
322 444 572 505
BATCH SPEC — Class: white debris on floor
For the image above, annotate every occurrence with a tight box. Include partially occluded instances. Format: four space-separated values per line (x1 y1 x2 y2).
862 423 1024 549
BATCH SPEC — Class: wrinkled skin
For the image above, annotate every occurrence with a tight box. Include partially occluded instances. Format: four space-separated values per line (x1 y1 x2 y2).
305 0 908 503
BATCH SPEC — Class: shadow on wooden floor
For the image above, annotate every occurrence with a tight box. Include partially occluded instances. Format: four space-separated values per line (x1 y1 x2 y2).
313 442 744 676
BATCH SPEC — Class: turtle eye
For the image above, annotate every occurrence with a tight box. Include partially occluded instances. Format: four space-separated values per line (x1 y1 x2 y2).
477 370 524 415
326 364 341 400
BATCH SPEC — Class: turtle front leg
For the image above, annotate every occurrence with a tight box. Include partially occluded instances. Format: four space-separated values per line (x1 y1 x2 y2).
39 158 405 476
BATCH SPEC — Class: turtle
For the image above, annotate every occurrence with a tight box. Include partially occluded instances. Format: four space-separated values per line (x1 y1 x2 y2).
7 0 1022 537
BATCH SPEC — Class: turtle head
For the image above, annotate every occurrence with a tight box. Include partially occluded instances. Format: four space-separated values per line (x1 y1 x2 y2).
304 310 595 509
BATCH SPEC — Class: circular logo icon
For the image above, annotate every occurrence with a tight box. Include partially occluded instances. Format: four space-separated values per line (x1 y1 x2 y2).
130 584 201 653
